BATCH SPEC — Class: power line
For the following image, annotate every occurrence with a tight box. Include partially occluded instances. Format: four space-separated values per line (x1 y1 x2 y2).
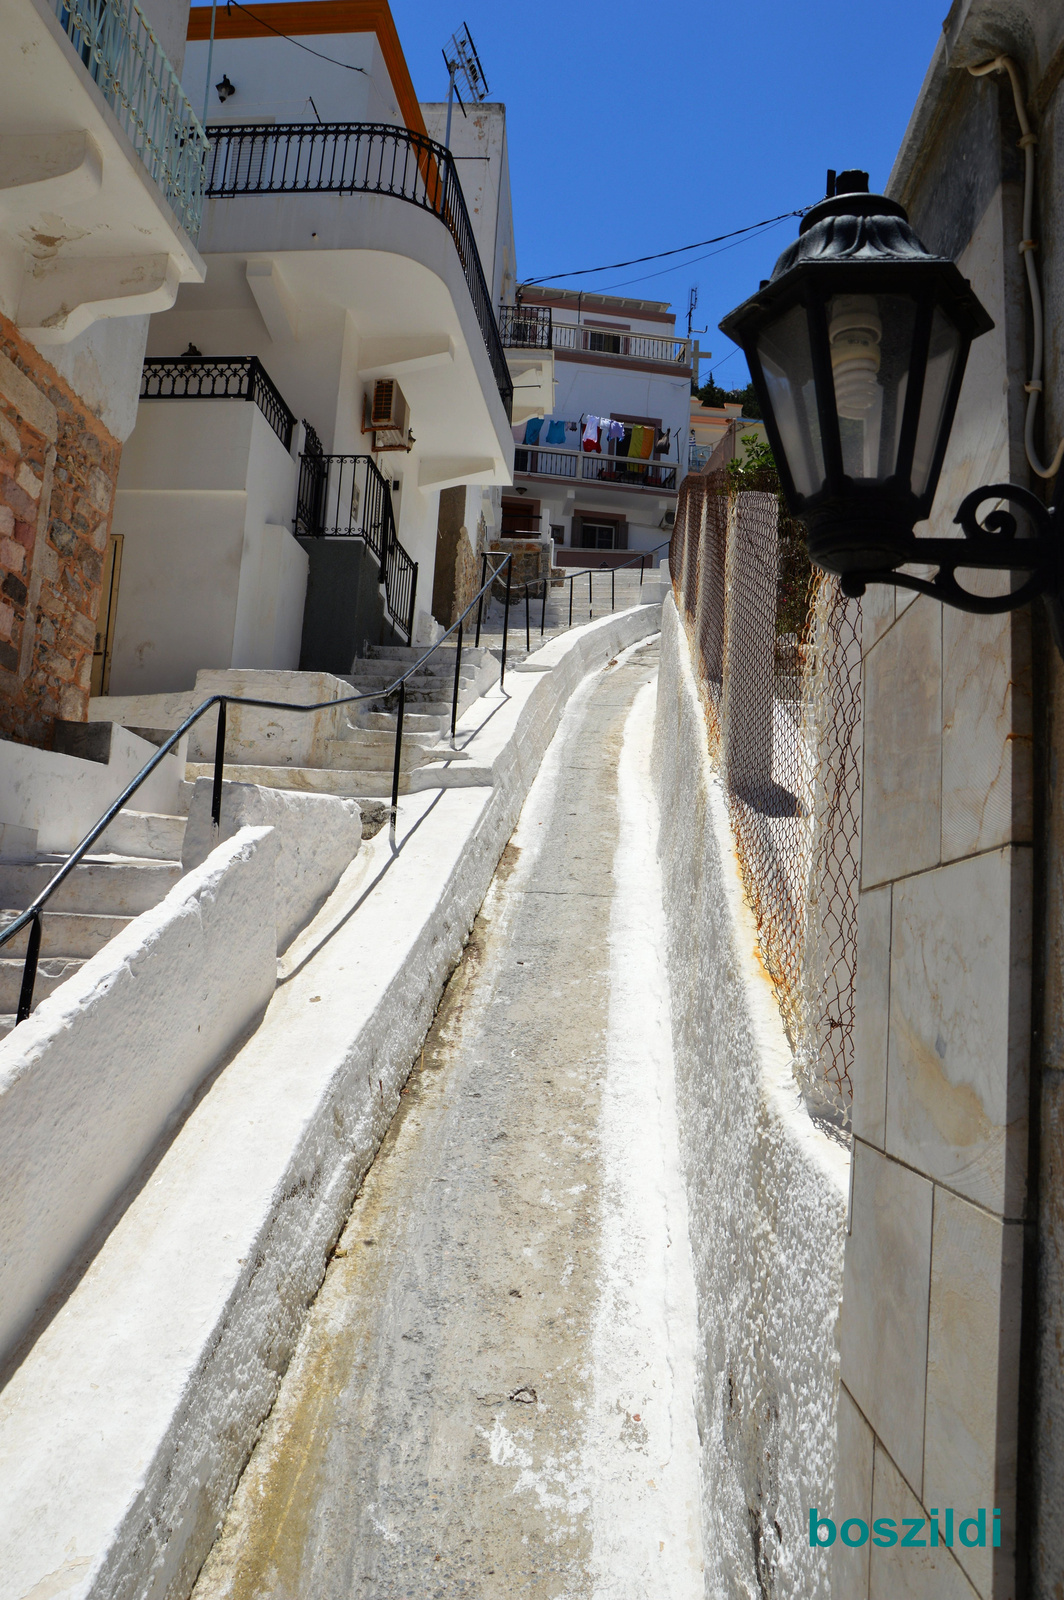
520 207 808 287
595 215 793 295
219 0 367 74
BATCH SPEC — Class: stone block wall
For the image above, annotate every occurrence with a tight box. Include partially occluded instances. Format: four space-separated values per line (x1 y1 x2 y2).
0 314 120 746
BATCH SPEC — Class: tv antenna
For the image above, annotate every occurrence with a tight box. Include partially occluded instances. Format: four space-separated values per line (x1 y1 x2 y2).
441 23 489 150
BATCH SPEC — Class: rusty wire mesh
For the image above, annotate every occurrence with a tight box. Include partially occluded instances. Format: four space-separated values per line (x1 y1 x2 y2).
669 468 861 1109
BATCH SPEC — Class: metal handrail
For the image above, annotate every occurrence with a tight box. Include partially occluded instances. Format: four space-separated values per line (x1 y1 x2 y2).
140 356 295 449
293 452 417 641
54 0 208 236
489 539 671 646
513 444 679 492
0 556 515 1024
203 122 513 419
1 536 667 1027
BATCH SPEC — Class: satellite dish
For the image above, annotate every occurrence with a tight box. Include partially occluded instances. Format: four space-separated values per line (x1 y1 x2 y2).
441 23 489 148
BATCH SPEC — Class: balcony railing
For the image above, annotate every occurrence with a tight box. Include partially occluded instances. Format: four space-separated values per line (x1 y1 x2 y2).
514 445 678 492
295 448 417 642
204 122 514 420
499 304 553 350
55 0 208 237
139 356 295 448
552 323 690 366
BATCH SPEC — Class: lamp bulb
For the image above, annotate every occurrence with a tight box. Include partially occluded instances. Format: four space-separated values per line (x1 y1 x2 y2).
829 296 882 420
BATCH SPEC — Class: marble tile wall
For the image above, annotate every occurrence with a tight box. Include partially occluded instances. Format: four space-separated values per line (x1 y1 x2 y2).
839 165 1033 1600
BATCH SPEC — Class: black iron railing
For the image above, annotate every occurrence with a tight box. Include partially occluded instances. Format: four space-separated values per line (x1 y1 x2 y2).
204 123 514 420
294 450 417 642
140 356 295 448
499 304 552 349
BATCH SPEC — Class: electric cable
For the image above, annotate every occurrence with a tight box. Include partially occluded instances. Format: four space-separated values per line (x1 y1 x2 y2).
595 214 794 295
520 207 808 287
969 56 1064 480
219 0 367 74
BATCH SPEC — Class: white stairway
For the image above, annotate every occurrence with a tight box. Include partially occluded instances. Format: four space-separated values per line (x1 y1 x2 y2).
0 808 187 1036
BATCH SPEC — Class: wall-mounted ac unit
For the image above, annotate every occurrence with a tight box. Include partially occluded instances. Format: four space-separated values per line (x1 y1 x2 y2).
659 507 676 529
365 377 411 450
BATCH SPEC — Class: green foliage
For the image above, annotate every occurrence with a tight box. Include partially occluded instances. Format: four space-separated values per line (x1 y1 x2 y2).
725 433 776 490
691 378 762 418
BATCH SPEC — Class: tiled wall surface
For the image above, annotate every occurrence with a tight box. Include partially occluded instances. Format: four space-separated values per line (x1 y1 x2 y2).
0 315 120 746
836 95 1033 1600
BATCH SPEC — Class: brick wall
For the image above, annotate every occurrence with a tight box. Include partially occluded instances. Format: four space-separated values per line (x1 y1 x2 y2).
0 315 120 746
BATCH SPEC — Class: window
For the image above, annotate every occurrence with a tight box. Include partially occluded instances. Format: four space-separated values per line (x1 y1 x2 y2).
588 330 622 355
581 521 615 550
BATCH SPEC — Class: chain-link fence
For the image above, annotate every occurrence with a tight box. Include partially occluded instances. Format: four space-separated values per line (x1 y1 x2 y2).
669 468 861 1111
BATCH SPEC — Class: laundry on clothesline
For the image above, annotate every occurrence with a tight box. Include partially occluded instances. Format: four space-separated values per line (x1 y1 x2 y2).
546 419 566 445
523 417 543 445
606 420 624 443
582 415 601 453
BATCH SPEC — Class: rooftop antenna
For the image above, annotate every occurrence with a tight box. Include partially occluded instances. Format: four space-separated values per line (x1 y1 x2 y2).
687 284 698 340
441 23 489 150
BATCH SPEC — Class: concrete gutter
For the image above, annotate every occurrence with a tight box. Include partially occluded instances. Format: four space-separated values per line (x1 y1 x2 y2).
0 601 662 1600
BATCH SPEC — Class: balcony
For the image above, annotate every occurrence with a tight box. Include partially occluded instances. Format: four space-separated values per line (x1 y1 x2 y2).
140 355 295 449
552 324 691 368
499 304 553 350
203 123 513 421
514 445 678 493
53 0 208 237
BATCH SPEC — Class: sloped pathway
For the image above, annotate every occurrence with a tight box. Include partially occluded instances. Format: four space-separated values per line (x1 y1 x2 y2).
193 638 703 1600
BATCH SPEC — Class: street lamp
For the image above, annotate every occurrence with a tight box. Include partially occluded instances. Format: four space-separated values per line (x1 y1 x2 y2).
720 170 1064 645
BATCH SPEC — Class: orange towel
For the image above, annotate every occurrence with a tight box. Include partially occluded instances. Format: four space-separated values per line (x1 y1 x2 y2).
637 425 654 459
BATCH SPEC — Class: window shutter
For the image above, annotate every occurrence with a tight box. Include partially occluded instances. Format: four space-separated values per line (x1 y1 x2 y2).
615 519 629 550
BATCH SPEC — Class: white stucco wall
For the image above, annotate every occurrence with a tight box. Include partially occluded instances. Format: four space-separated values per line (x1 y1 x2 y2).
0 724 185 852
110 401 302 693
0 825 278 1374
181 779 362 952
652 596 849 1597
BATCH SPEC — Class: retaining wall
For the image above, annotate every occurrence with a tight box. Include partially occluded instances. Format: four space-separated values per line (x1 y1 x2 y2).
0 600 663 1600
652 594 849 1598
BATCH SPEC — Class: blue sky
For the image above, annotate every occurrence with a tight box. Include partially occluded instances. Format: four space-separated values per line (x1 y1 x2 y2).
390 0 945 387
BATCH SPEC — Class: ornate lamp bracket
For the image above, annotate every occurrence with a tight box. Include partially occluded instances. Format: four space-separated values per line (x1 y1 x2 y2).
839 482 1064 649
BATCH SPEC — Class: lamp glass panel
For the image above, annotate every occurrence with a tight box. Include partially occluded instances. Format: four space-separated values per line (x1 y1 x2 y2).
911 306 962 496
756 303 824 498
828 293 917 482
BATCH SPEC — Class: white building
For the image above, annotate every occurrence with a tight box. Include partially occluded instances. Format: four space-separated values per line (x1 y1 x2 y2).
105 0 516 695
502 287 690 566
0 0 207 740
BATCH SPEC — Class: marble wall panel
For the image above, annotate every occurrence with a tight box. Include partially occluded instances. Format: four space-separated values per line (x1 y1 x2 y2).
840 1142 933 1493
833 1384 875 1599
854 886 891 1149
861 584 896 656
924 1189 1021 1600
862 598 941 889
941 604 1031 863
869 1446 982 1600
886 847 1031 1215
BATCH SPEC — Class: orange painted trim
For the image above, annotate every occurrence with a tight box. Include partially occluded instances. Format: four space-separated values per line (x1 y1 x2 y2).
187 1 427 136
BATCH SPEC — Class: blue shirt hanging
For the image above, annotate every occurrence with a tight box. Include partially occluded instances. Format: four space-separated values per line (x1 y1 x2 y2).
523 417 544 445
546 419 566 445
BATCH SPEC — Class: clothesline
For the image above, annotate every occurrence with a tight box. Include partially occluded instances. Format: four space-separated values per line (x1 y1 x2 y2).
519 414 671 458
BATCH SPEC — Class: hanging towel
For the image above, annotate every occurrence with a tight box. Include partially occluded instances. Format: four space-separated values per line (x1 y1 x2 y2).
546 419 566 445
524 417 544 445
582 415 601 452
629 425 645 458
636 425 654 459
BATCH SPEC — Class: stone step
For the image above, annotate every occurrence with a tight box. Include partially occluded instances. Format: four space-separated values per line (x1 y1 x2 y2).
0 907 133 959
0 955 85 1012
184 758 489 799
354 711 444 734
320 738 469 773
96 809 186 862
364 644 491 665
334 726 441 751
0 857 182 916
342 668 479 691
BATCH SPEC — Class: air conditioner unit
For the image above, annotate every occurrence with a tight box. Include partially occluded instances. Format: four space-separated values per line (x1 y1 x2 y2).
660 507 676 529
367 377 410 450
